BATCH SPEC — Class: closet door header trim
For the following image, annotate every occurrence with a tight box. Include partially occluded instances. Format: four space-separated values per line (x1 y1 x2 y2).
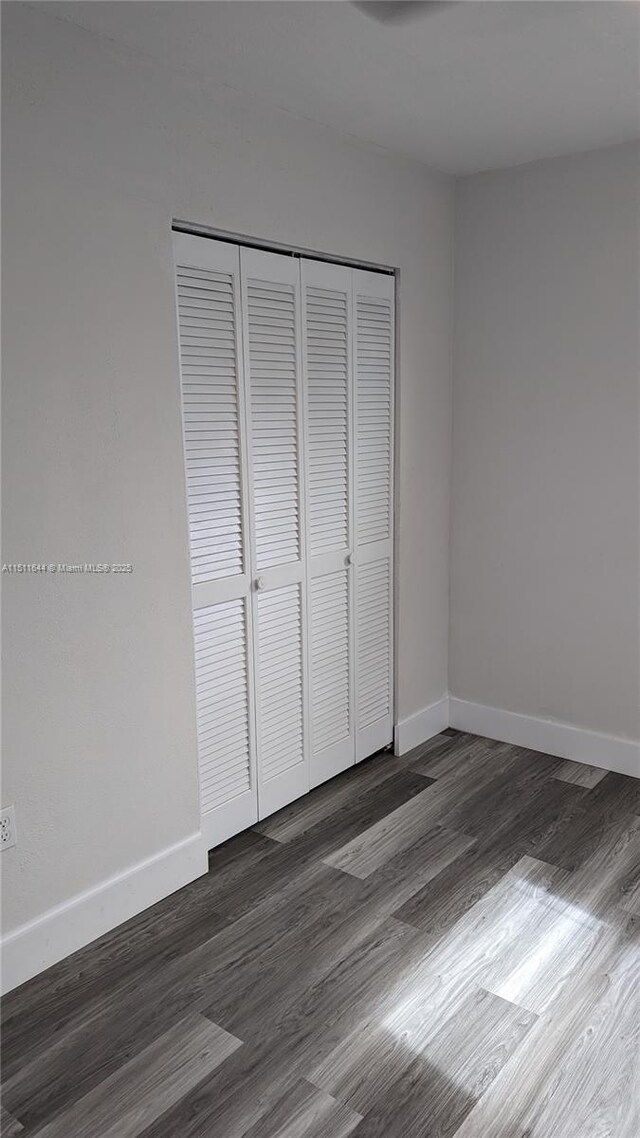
172 222 396 277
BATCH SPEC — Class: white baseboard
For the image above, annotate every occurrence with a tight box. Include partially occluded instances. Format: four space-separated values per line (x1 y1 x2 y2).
449 698 640 780
4 699 637 994
1 831 208 994
394 696 450 756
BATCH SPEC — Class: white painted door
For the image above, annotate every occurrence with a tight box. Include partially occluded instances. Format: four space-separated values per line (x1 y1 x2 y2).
301 260 356 787
173 233 258 847
240 247 311 818
175 234 395 844
353 269 395 760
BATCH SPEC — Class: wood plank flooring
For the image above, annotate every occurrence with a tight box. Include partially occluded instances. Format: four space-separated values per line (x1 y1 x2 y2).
2 729 639 1138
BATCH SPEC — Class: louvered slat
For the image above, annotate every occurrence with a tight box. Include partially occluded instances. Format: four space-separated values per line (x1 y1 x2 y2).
306 287 349 555
310 570 350 752
356 295 393 546
247 279 300 569
257 584 305 781
193 599 251 810
177 265 244 585
356 559 391 729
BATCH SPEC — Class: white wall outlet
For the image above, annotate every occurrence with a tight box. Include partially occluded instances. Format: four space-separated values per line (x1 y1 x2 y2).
1 805 17 850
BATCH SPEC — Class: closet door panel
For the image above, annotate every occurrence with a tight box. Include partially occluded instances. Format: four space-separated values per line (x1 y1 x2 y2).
355 554 393 759
174 233 258 846
255 582 306 810
302 260 355 786
354 270 395 761
306 279 350 558
246 270 301 572
309 567 351 760
193 600 253 825
241 247 310 817
356 287 393 547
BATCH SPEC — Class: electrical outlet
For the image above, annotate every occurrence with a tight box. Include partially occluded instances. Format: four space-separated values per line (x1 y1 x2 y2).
0 806 17 850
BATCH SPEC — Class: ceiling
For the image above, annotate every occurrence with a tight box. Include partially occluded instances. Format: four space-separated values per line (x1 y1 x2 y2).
35 1 640 174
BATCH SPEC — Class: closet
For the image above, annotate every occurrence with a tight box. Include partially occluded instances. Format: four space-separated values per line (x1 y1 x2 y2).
173 231 394 848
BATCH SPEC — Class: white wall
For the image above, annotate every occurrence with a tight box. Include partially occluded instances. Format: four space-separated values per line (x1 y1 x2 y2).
451 142 640 753
1 3 453 965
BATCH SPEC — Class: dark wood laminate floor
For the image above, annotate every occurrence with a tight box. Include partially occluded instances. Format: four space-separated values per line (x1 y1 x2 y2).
2 730 639 1138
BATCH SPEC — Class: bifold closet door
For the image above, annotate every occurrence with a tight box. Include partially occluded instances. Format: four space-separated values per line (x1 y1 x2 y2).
174 234 394 846
240 247 310 818
354 269 395 760
301 260 356 787
173 233 258 848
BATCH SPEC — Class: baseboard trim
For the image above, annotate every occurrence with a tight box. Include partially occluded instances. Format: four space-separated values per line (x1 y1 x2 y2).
4 700 637 994
449 698 640 779
394 696 450 756
1 831 208 994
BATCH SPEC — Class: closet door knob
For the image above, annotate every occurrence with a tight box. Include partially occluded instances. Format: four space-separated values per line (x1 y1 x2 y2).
255 577 265 591
346 553 354 566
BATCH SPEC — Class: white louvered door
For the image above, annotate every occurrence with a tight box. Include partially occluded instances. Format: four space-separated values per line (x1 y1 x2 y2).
173 233 258 847
240 247 311 818
175 234 394 845
353 269 395 760
302 260 356 787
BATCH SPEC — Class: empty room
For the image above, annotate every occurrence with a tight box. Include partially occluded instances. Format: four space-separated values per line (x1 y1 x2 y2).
1 1 639 1136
